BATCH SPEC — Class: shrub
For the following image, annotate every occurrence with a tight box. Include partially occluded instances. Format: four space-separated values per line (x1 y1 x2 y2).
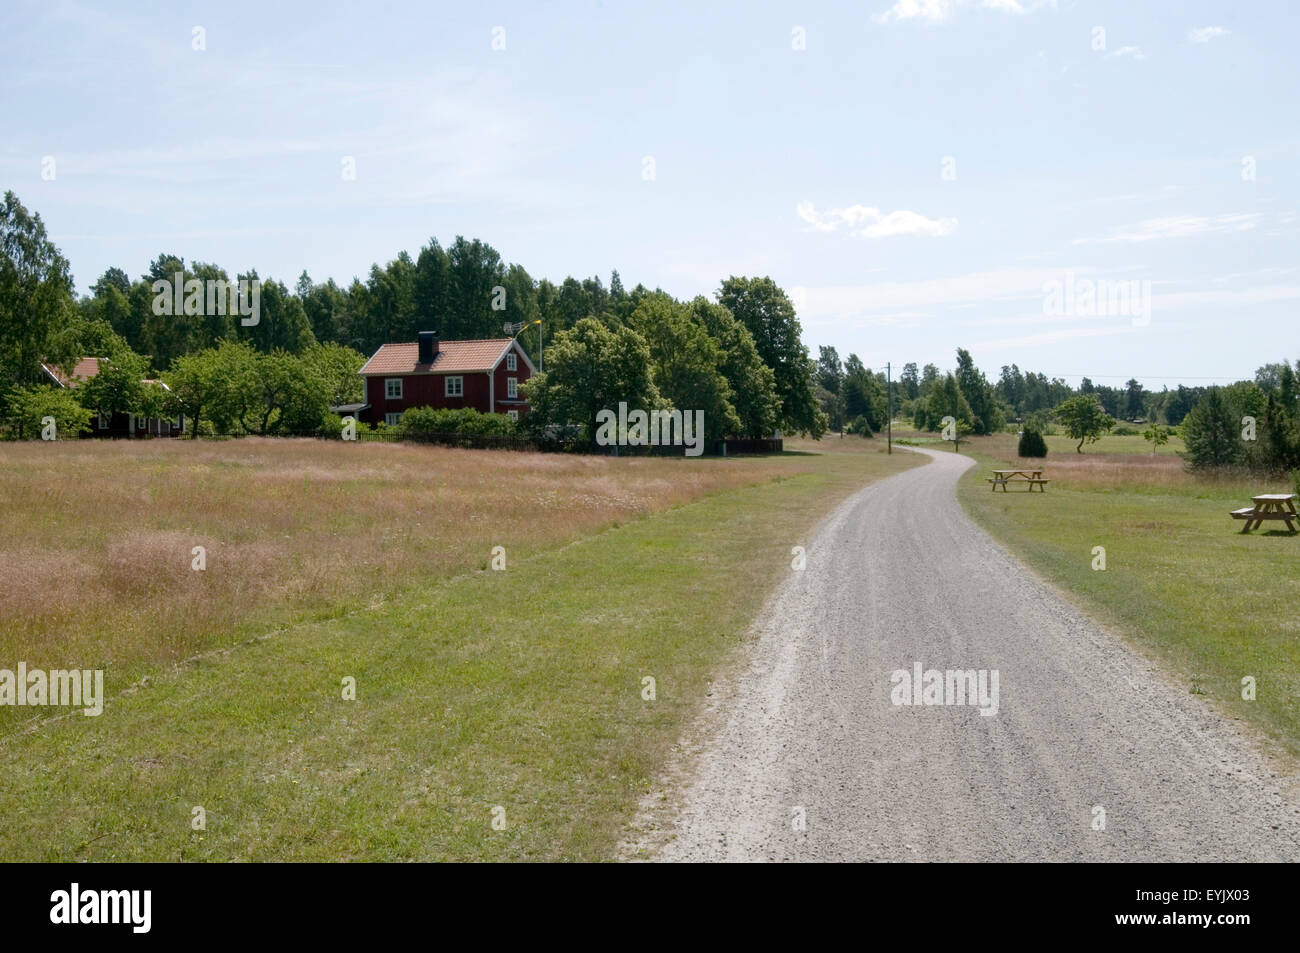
1181 387 1242 470
851 415 872 438
2 386 93 440
318 413 346 438
399 406 517 438
1112 424 1139 436
1018 428 1048 458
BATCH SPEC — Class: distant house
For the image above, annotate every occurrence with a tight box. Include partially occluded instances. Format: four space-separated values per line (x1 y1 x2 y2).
356 332 535 427
41 357 184 437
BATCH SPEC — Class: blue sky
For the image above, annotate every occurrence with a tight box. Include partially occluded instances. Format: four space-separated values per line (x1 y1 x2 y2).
3 0 1296 386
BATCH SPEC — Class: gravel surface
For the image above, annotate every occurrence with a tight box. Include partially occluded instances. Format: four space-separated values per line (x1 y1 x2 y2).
631 448 1300 862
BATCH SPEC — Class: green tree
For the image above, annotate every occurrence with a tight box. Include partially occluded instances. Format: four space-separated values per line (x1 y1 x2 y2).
1018 427 1048 458
842 354 887 430
917 373 973 433
0 191 78 396
521 318 660 443
919 363 939 398
446 237 507 339
246 276 317 354
165 339 260 435
815 346 846 432
4 385 92 440
1053 394 1113 453
900 362 920 401
717 276 825 436
303 342 366 406
1141 423 1170 455
1180 387 1244 470
1259 393 1300 473
630 294 739 442
954 348 1003 435
250 350 331 434
1124 378 1145 421
77 350 149 424
689 297 780 438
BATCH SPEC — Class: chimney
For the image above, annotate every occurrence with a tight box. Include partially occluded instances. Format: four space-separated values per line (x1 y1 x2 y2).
417 330 438 365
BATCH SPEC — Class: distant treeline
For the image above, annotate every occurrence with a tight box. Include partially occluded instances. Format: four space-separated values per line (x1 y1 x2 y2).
4 187 1293 466
1 190 824 442
815 345 1300 473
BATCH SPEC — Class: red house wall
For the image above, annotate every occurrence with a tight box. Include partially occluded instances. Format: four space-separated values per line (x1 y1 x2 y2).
362 343 532 425
491 346 532 414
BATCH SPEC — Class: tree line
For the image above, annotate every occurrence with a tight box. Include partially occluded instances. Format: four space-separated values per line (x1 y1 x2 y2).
5 186 1289 464
873 344 1300 474
0 190 825 441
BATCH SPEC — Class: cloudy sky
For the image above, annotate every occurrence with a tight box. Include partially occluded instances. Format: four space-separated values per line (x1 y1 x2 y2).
2 0 1295 385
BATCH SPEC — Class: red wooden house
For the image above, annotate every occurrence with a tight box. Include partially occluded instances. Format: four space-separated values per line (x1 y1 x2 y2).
41 357 184 437
354 332 535 427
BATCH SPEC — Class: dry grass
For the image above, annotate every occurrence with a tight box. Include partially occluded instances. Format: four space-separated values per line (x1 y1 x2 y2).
905 431 1292 495
0 438 789 679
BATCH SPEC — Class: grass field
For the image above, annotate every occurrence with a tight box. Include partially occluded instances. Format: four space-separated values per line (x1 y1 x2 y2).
0 439 792 692
0 434 918 860
939 430 1300 759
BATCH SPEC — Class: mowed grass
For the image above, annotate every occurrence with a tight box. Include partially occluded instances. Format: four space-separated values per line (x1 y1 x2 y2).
0 435 918 860
947 431 1300 758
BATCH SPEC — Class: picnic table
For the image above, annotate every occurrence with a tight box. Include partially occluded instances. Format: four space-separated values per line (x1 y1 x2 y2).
1230 493 1298 533
987 468 1049 492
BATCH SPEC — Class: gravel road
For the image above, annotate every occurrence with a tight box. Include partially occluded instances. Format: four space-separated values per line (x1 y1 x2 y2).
634 447 1300 861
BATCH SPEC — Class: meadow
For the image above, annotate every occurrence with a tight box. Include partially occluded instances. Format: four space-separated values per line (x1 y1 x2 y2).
0 439 788 689
936 429 1300 758
0 435 918 859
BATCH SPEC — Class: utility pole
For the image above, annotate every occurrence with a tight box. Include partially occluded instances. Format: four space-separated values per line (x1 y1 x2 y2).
887 361 892 454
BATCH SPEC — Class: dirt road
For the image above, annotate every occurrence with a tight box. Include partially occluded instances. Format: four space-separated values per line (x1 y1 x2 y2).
635 448 1300 861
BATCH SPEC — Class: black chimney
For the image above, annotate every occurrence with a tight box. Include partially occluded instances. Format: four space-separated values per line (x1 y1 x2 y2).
417 330 438 365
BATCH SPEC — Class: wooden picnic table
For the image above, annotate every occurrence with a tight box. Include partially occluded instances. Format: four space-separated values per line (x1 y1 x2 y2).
1230 493 1298 533
987 468 1049 492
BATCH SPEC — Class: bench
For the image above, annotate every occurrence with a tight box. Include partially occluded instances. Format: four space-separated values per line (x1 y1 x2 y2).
987 475 1050 492
1231 494 1298 532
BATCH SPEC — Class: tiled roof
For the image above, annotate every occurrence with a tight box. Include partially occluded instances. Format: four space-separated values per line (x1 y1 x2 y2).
43 358 169 389
359 338 513 375
43 357 103 387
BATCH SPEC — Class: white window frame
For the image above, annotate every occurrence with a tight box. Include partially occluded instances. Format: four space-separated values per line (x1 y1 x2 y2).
385 412 402 427
507 410 519 422
385 378 403 400
506 351 517 372
507 377 518 399
445 375 463 398
97 410 109 430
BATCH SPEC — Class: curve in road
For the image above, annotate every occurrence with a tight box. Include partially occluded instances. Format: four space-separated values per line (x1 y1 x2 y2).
640 447 1300 861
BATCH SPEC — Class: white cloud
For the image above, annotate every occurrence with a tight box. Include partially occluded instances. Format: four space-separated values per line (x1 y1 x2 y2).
1107 46 1145 60
1075 213 1261 244
797 201 957 238
876 0 1056 23
791 267 1075 320
1189 26 1229 43
977 325 1136 349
